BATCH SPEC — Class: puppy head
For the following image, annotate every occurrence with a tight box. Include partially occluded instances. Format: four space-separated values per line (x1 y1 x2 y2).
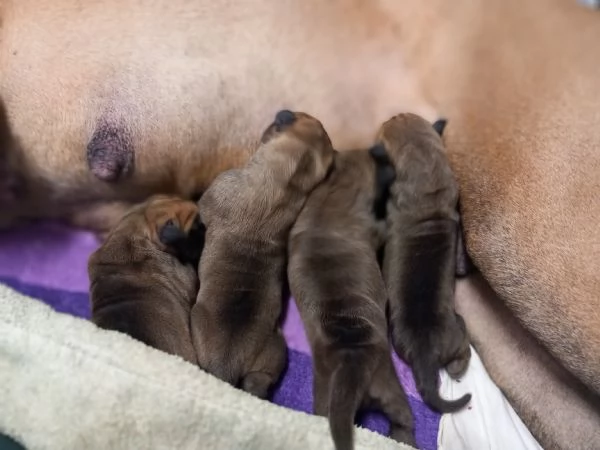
91 195 204 271
259 110 335 191
373 113 445 168
142 195 205 264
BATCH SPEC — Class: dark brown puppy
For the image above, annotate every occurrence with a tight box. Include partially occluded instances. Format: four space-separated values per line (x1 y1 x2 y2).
375 113 472 413
190 110 335 398
288 149 415 450
88 194 205 363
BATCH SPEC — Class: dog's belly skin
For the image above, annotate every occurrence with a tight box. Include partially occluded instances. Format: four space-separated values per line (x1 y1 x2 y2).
455 274 600 450
0 0 436 226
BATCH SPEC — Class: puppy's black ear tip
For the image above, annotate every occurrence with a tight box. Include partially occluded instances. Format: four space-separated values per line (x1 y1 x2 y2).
188 220 206 246
158 222 185 246
190 215 204 231
274 110 296 126
432 118 448 136
382 166 396 184
369 144 388 160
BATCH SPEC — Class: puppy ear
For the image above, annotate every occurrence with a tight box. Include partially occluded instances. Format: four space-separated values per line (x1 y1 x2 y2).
377 165 396 187
185 217 206 264
432 118 448 136
158 219 186 246
373 163 396 220
274 109 296 126
368 145 396 189
368 144 389 164
158 216 206 266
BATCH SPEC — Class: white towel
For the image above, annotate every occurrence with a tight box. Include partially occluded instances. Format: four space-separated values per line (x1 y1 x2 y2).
438 347 542 450
0 284 411 450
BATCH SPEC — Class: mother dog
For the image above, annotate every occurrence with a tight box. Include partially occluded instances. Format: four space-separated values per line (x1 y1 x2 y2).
0 0 599 448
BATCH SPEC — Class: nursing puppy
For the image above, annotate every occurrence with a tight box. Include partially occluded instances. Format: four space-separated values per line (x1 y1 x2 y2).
190 110 335 398
89 195 205 363
375 113 472 413
288 149 415 450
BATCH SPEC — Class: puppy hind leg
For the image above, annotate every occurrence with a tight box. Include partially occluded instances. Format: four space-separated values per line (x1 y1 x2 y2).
242 372 274 398
445 346 471 379
367 357 416 447
313 360 331 416
241 331 287 399
445 314 472 379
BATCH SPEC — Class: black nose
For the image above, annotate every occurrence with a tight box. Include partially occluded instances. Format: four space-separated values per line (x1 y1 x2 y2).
274 110 296 126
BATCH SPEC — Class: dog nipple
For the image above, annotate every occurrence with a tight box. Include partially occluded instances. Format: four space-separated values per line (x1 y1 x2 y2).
87 123 134 182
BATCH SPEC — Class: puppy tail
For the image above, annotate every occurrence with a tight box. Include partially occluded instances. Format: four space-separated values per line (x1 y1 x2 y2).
412 352 471 413
328 353 368 450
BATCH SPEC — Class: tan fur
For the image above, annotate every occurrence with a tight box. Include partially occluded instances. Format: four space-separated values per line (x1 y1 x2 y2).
288 149 415 449
0 0 598 445
455 274 600 450
190 111 334 398
88 195 202 363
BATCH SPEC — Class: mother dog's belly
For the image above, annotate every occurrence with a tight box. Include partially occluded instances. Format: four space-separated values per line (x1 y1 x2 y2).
0 0 435 225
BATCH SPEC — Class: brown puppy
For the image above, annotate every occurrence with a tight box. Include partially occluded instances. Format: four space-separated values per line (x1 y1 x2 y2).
375 113 471 413
190 110 335 398
288 149 415 450
88 195 205 363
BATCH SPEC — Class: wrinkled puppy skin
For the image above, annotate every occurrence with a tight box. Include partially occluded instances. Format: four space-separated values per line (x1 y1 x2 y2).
191 110 335 398
288 149 415 450
88 195 205 364
377 113 472 413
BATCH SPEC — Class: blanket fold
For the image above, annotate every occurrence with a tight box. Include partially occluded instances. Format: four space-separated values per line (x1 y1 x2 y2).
0 284 412 450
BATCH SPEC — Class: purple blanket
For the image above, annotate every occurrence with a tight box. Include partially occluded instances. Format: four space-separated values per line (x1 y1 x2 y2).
0 221 439 449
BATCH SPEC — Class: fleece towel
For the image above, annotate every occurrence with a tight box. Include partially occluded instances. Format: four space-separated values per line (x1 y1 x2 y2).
438 349 542 450
0 221 439 449
0 284 414 450
0 221 541 450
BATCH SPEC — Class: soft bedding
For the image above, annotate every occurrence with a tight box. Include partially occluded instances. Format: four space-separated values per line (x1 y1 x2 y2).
0 221 540 449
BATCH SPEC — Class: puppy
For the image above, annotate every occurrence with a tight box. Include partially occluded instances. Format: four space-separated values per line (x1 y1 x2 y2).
190 110 335 398
288 149 415 450
88 195 205 363
373 113 472 413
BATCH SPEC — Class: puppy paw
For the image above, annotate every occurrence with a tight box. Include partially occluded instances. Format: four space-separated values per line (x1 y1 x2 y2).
389 426 417 448
241 372 273 399
445 354 470 379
